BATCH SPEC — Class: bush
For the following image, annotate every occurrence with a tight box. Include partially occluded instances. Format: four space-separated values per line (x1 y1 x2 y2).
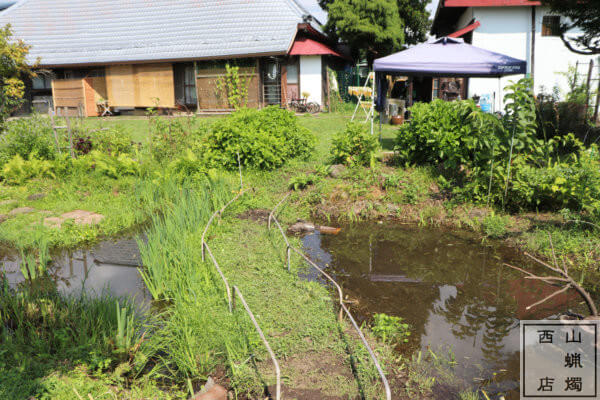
202 107 315 170
0 114 56 168
1 153 55 185
150 117 208 162
94 127 137 155
73 150 140 179
482 212 510 238
330 122 380 166
395 99 503 171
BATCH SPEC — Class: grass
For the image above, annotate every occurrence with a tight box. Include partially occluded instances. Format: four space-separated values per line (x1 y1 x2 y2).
2 109 600 399
0 273 149 399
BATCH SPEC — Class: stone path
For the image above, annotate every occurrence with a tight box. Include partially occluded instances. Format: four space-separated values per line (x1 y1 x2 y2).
0 201 104 228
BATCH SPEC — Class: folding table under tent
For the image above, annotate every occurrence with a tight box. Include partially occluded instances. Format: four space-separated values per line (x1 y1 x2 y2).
372 37 527 133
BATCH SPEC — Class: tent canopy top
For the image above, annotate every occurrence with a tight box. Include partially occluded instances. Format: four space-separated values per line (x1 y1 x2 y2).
373 37 526 78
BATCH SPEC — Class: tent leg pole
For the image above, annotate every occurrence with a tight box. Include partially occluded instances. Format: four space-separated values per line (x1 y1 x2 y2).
497 78 502 113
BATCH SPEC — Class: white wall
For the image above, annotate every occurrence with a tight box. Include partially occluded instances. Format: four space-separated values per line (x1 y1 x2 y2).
469 7 529 112
533 7 596 96
299 55 322 105
467 6 596 112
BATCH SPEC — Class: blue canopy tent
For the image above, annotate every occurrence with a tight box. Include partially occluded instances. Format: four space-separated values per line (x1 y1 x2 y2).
372 37 527 132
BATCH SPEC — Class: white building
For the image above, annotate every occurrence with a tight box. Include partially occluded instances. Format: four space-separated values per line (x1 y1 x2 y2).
431 0 598 112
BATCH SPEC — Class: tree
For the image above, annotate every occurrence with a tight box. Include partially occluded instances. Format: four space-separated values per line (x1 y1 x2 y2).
539 0 600 55
319 0 431 55
397 0 431 46
322 0 405 62
0 24 36 127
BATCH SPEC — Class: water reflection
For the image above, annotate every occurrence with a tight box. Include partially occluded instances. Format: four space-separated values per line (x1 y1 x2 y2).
0 236 150 307
302 223 581 399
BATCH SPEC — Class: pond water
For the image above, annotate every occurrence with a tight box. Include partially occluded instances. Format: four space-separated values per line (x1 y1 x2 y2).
302 222 584 399
0 236 150 307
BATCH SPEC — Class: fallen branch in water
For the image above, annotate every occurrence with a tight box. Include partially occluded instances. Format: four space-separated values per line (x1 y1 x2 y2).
504 235 598 318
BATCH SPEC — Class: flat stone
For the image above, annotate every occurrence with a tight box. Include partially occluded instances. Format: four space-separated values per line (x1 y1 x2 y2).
329 164 347 178
27 193 46 201
468 207 488 218
8 207 35 216
189 384 227 400
0 199 17 207
44 210 105 228
386 203 400 213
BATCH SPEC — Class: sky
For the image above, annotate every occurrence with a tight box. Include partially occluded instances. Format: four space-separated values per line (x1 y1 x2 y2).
298 0 441 23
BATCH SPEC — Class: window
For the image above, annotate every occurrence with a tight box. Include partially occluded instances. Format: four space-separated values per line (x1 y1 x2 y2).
32 74 52 90
432 79 439 99
286 62 298 84
542 15 561 37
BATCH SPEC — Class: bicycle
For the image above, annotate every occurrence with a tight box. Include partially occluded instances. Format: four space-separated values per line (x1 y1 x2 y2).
289 97 320 114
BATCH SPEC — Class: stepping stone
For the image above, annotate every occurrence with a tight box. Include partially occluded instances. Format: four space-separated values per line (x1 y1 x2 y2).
44 210 105 228
8 207 35 216
27 193 46 201
0 199 17 207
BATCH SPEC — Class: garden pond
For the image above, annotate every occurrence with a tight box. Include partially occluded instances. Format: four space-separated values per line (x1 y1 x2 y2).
0 235 150 307
302 222 587 399
0 223 589 399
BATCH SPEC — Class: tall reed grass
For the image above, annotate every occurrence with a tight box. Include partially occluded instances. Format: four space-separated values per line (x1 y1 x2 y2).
136 174 259 387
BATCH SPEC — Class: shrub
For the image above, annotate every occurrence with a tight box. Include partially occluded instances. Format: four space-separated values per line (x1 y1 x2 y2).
202 107 315 170
1 153 55 185
93 127 137 155
482 212 510 238
330 122 380 166
0 114 56 168
150 117 208 162
395 99 504 172
73 134 93 155
73 150 140 179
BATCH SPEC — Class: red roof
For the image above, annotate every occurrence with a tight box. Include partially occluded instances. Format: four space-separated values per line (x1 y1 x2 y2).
444 0 540 6
289 37 345 58
449 20 481 37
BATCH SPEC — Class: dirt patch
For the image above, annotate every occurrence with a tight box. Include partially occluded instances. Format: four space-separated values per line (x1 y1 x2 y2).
236 209 271 223
44 210 105 228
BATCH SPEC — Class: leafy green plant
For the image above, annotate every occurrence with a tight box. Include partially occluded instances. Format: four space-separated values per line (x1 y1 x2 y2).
482 212 510 238
371 313 410 344
0 114 56 168
330 122 380 166
73 150 140 179
215 64 252 110
167 149 208 178
1 153 55 184
202 107 315 170
115 301 137 357
288 173 319 190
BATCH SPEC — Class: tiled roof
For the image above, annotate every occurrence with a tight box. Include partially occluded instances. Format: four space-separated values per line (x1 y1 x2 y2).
0 0 318 66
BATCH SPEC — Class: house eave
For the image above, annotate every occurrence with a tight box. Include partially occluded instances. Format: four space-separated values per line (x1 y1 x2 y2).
35 51 290 69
